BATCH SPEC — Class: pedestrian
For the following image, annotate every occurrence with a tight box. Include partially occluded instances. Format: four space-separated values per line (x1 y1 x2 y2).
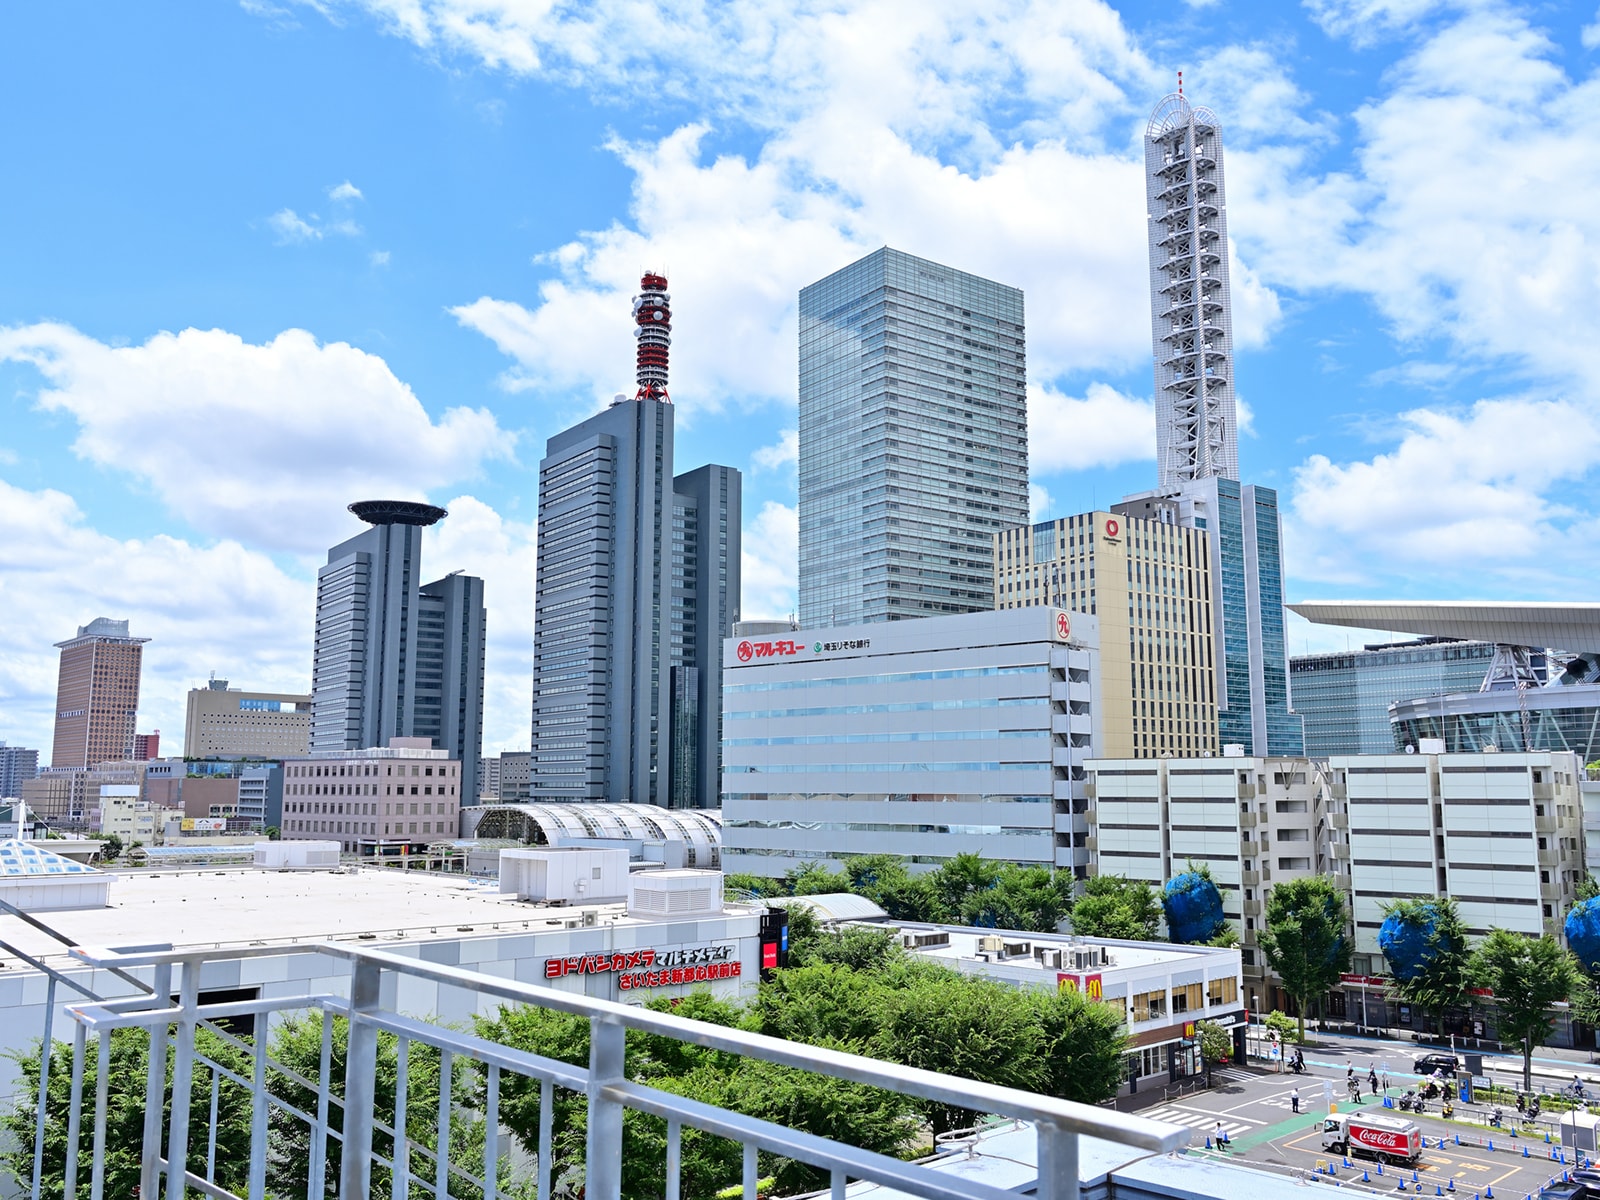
1369 1066 1379 1094
1381 1068 1391 1093
1291 1087 1301 1113
1214 1121 1229 1149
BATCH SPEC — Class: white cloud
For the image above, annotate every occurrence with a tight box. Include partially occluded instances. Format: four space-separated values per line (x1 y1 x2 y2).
370 249 391 267
1029 482 1054 522
421 494 538 755
328 180 364 202
752 429 797 472
268 207 321 243
0 478 312 758
0 323 513 554
1585 8 1600 51
1027 382 1154 475
741 501 798 622
1287 395 1600 586
1302 0 1474 46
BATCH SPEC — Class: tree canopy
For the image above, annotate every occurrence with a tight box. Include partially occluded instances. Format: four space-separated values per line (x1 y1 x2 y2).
1257 875 1352 1042
1379 896 1471 1036
1470 928 1581 1092
1067 874 1163 941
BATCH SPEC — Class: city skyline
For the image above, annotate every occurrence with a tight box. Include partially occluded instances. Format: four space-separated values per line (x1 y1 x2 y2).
2 2 1598 757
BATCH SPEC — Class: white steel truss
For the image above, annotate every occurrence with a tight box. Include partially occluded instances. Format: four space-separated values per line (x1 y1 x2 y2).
1146 93 1239 486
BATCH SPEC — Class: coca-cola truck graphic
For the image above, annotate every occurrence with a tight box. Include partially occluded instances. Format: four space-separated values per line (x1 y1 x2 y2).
1321 1111 1423 1165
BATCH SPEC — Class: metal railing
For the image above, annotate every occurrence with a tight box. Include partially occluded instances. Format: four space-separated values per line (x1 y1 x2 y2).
32 941 1187 1200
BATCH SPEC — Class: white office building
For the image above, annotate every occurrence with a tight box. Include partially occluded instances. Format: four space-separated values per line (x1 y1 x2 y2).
1085 754 1347 1013
721 607 1098 876
1330 749 1586 967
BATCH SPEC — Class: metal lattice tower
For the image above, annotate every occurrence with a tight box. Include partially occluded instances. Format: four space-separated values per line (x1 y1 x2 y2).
1145 90 1239 485
633 271 671 402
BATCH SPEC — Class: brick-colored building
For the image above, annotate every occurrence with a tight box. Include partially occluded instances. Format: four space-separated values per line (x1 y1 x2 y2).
282 737 462 855
50 619 149 770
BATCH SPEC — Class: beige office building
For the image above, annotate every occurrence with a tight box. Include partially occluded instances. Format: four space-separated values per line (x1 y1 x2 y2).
281 737 462 856
995 511 1216 758
50 618 149 770
184 679 312 758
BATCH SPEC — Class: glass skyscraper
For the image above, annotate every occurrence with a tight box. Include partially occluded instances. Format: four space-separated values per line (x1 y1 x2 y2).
797 247 1029 626
1290 638 1499 755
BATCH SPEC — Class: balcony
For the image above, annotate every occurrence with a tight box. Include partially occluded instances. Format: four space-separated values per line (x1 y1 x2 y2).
1241 870 1261 887
1333 843 1350 860
1329 813 1348 831
1242 899 1262 917
1237 812 1258 829
23 941 1185 1200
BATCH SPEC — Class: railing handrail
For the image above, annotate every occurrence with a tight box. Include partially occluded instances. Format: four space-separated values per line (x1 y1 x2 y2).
68 938 1187 1155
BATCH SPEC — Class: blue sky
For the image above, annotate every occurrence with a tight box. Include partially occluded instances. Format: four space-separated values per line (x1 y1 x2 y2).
3 0 1598 759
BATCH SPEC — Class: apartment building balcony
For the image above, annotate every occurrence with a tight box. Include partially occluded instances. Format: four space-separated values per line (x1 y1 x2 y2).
1242 899 1261 917
1535 813 1559 834
21 941 1185 1200
1332 843 1350 860
1329 812 1348 831
1241 870 1261 887
1237 812 1258 829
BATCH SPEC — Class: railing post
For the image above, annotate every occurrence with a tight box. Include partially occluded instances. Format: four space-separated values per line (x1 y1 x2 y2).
1035 1120 1079 1200
585 1015 626 1200
166 963 201 1200
341 957 383 1200
141 961 173 1200
30 975 56 1200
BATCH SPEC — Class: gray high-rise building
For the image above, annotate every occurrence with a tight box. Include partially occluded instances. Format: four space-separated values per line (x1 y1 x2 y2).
797 247 1029 626
1145 90 1239 487
0 742 40 799
311 501 485 789
529 274 740 808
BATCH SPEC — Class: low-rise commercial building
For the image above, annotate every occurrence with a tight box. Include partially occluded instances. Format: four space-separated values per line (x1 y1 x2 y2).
1331 750 1586 971
95 784 183 844
281 737 463 855
721 608 1099 877
1085 754 1346 1013
788 896 1245 1094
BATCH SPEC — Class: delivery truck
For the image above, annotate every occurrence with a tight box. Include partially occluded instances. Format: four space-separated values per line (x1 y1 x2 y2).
1320 1111 1423 1166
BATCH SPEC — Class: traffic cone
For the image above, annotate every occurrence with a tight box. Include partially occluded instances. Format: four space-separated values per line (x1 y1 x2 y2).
1205 1136 1212 1150
1485 1186 1493 1198
1435 1187 1443 1196
1364 1171 1371 1182
1523 1146 1530 1158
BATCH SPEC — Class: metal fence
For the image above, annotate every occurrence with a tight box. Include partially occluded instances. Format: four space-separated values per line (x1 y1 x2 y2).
28 940 1187 1200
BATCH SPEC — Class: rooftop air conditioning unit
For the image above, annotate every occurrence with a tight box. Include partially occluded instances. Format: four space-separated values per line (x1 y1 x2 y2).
1035 947 1063 969
977 935 1006 954
1000 941 1031 960
903 930 950 950
628 869 724 918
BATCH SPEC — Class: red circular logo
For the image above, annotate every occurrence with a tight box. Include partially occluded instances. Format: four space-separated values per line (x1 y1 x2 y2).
1105 518 1120 537
736 641 754 662
1056 612 1071 640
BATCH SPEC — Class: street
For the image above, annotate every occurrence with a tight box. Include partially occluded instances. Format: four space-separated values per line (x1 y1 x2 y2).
1130 1058 1592 1197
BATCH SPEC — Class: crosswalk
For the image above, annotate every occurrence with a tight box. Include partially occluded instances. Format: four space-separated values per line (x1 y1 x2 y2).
1142 1106 1255 1138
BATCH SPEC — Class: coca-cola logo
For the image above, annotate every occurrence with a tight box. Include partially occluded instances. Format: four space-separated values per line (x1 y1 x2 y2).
1355 1128 1401 1148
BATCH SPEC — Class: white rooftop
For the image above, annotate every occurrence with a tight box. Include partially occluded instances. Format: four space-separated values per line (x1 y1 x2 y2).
0 865 755 970
1289 600 1600 651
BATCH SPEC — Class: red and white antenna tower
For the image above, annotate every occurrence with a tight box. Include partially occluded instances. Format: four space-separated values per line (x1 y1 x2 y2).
633 271 671 401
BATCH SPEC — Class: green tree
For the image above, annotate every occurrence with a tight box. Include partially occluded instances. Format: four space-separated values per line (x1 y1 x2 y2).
1575 875 1600 903
1470 929 1581 1092
959 864 1073 933
872 970 1044 1136
929 853 1000 920
723 872 787 899
1195 1019 1233 1073
1067 874 1162 941
1030 984 1129 1105
1381 896 1472 1038
786 861 850 896
1257 876 1352 1042
841 854 942 921
98 832 123 862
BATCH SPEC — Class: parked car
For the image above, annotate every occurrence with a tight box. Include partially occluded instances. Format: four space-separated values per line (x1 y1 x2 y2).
1413 1053 1460 1076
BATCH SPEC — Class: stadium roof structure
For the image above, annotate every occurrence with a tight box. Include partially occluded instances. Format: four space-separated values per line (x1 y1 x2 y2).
1288 601 1600 652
